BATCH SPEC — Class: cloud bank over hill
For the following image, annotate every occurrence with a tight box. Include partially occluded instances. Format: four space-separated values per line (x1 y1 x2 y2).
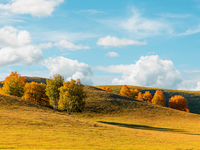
96 55 182 89
44 56 93 85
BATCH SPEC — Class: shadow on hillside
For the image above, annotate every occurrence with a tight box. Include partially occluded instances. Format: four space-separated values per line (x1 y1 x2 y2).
98 121 200 135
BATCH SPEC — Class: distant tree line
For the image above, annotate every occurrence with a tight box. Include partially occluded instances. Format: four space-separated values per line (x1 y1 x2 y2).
0 72 87 115
118 85 189 112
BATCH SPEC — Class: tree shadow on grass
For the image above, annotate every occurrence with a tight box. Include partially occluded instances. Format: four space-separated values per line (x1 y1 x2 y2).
98 121 200 135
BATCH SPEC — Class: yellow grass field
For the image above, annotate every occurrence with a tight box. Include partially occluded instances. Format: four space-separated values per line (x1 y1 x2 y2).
1 86 200 149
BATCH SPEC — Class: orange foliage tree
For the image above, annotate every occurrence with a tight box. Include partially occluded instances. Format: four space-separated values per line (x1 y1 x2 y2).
136 92 143 101
102 87 106 90
120 85 131 96
130 89 139 99
120 85 139 98
142 91 153 103
2 71 26 97
136 91 152 103
152 90 165 106
22 82 49 106
105 87 112 92
168 95 189 112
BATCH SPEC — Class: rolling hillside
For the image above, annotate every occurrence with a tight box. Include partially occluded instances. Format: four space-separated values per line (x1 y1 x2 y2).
1 85 200 149
96 85 200 114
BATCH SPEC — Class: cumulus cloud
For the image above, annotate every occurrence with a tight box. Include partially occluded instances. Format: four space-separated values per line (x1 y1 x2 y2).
44 56 93 85
106 52 119 57
0 45 43 66
96 55 182 89
38 42 53 49
0 26 31 47
54 40 90 51
0 0 64 17
97 36 147 47
195 82 200 91
0 26 43 66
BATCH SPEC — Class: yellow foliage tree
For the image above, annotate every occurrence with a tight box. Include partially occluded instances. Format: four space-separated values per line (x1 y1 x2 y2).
168 95 189 112
136 92 143 101
58 79 87 115
2 71 26 97
46 74 64 110
120 85 131 96
22 82 49 106
152 90 165 106
142 91 153 103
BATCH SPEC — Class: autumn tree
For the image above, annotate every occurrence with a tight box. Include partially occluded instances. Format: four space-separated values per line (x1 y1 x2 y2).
46 74 64 110
168 95 189 112
58 79 87 115
142 91 153 103
136 92 143 101
152 90 166 106
129 89 139 98
2 71 26 97
120 85 131 96
105 87 112 92
22 82 49 106
102 87 106 90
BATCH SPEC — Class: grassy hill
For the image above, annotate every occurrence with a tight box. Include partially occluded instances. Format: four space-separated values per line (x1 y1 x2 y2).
96 85 200 114
1 85 200 149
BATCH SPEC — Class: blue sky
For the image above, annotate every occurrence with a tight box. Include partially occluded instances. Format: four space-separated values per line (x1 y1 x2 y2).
0 0 200 90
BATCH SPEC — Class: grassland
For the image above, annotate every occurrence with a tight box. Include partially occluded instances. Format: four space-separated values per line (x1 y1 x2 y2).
1 85 200 149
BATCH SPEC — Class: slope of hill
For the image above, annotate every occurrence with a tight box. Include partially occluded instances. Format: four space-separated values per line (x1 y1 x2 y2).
0 76 47 88
1 86 200 149
96 85 200 114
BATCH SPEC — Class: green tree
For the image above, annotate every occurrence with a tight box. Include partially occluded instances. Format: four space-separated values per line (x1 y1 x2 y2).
2 71 26 97
152 90 165 106
46 74 64 110
58 79 87 115
22 82 49 106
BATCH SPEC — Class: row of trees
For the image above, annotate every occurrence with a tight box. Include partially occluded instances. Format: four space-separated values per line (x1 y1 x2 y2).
0 72 87 115
119 85 189 112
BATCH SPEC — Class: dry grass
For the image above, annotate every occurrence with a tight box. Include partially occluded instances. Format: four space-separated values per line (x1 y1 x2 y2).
1 86 200 149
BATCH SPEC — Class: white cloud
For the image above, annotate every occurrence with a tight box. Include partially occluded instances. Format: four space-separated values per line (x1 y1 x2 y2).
38 42 53 49
195 82 200 91
54 40 90 51
97 36 147 47
0 26 31 47
178 25 200 36
0 45 43 66
0 0 64 17
0 26 43 66
44 56 93 85
96 55 182 89
100 8 173 38
106 52 119 57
